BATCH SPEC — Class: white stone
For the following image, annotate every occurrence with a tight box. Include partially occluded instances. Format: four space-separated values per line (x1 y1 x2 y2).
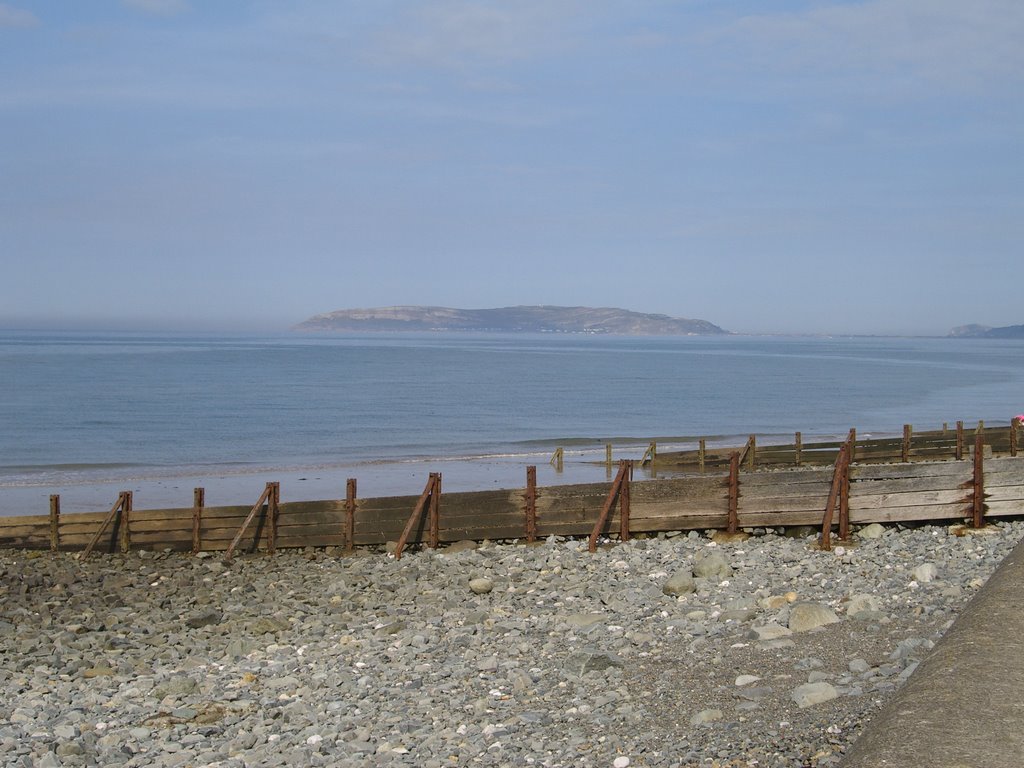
791 682 839 708
662 571 696 596
750 623 793 641
469 578 494 594
693 550 732 580
614 758 631 768
690 709 724 725
735 674 761 687
846 593 882 617
788 602 840 632
913 563 938 583
858 523 886 540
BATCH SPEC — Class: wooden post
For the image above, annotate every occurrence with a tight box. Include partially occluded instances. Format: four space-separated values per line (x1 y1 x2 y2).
525 466 537 542
49 495 60 552
82 492 130 560
225 484 274 562
588 460 630 552
902 424 912 463
727 452 740 534
119 491 132 553
698 439 706 473
956 420 964 460
972 432 985 528
839 457 850 542
605 444 612 469
942 422 949 436
620 461 632 543
192 487 205 554
428 473 441 550
746 435 756 471
820 443 850 551
345 478 357 551
395 474 438 560
265 482 280 555
1012 418 1021 458
795 432 802 466
848 427 857 464
640 441 657 465
550 447 563 472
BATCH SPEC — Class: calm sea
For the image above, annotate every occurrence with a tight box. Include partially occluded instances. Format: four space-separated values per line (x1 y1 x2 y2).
2 331 1023 515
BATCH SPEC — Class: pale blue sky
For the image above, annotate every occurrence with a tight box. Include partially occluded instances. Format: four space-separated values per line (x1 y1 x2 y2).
1 1 1021 335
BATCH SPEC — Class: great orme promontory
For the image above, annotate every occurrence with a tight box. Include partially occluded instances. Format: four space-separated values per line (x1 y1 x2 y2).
294 306 728 335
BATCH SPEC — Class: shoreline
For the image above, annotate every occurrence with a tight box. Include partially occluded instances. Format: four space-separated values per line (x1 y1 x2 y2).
0 431 866 518
0 453 635 517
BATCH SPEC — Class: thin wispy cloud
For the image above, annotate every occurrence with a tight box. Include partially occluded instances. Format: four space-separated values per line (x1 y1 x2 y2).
371 0 586 69
121 0 189 16
722 0 1024 90
0 2 37 27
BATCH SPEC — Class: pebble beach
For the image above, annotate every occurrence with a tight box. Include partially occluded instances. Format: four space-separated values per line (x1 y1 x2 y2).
2 521 1022 768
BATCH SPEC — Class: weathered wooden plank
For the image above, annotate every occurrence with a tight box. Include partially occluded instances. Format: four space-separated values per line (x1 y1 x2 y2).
851 462 970 481
0 534 49 548
129 531 193 545
128 507 205 523
984 468 1024 486
738 484 833 503
536 520 606 537
272 522 355 538
52 510 113 525
988 456 1024 470
632 501 729 522
738 511 826 527
418 508 528 526
124 519 194 534
629 480 729 503
629 513 730 532
54 534 122 548
850 489 971 510
848 475 971 495
0 522 50 538
278 508 347 525
734 494 832 514
736 468 835 487
0 514 52 529
356 504 529 526
272 534 351 549
985 501 1024 516
984 488 1024 503
118 505 253 522
848 505 968 524
435 525 533 542
59 521 128 537
197 529 271 548
535 480 620 498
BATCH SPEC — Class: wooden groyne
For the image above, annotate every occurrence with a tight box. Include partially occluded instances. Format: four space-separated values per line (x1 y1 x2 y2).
2 421 1023 556
651 420 1020 472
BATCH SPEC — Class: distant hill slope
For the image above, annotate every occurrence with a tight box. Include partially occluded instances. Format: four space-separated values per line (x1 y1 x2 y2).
294 305 728 335
949 324 1024 339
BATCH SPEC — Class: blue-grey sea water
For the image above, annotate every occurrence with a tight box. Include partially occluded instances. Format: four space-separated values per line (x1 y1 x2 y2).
2 331 1023 515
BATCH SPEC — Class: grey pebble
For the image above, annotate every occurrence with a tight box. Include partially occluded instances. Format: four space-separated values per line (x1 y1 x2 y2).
0 520 1020 768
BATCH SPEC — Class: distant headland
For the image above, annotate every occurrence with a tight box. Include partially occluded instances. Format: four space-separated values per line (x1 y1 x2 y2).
293 305 728 335
949 324 1024 339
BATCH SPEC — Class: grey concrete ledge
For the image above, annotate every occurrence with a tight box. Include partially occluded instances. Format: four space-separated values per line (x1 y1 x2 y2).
840 532 1024 768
